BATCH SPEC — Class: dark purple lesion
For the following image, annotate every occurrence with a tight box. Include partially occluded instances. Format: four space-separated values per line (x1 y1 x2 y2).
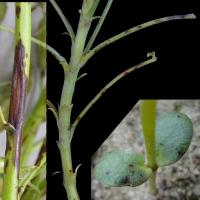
7 39 27 168
8 39 26 128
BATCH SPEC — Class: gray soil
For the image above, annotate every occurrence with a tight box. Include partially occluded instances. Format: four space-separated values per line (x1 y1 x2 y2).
91 100 200 200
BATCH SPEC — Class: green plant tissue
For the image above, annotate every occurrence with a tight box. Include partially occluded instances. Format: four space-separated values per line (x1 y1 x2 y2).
95 149 152 187
0 84 10 131
37 17 46 70
0 3 7 21
156 112 193 167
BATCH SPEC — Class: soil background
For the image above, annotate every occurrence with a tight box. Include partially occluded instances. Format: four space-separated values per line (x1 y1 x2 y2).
92 100 200 200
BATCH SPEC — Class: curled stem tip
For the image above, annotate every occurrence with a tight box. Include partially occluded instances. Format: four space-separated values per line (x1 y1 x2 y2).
71 52 157 135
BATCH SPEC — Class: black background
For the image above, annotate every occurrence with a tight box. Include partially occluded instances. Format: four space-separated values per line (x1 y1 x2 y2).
47 0 199 199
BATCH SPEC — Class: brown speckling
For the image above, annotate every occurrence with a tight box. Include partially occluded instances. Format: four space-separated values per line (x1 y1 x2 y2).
123 71 130 76
4 159 8 173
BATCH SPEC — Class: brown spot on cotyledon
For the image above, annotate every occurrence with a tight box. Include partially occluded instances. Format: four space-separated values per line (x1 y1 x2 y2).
16 6 21 18
121 176 130 185
105 171 110 175
139 173 144 178
129 164 135 173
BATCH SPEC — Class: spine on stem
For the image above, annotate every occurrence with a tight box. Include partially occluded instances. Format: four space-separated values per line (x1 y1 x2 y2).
2 3 31 200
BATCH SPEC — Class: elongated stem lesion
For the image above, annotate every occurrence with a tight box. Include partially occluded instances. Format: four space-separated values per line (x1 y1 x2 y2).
2 3 31 200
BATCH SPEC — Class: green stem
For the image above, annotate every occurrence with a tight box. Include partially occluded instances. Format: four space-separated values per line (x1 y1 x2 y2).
2 3 31 200
140 100 157 194
148 170 158 195
84 0 114 52
57 1 100 199
81 14 196 67
0 25 69 71
71 52 157 136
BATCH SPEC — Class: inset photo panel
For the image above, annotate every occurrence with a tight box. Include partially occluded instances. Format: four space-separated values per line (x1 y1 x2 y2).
92 100 200 200
0 2 46 200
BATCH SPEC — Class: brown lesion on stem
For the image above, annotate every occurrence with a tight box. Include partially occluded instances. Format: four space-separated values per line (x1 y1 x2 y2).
16 6 21 18
7 38 27 170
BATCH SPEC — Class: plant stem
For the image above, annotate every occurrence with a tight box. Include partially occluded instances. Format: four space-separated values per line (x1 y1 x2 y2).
0 25 69 71
81 14 196 66
140 100 157 194
71 52 157 136
57 1 100 199
84 0 114 52
148 170 158 195
2 3 31 200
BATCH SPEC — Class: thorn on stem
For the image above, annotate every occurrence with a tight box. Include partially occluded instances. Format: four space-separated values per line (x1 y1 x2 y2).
75 164 82 178
51 171 61 176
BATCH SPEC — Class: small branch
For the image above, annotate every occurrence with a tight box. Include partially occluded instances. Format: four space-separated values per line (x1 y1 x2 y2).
0 25 69 72
81 0 101 18
49 0 75 42
84 0 114 53
19 154 46 198
47 99 58 121
21 89 46 166
0 106 7 125
81 14 196 67
71 52 157 137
